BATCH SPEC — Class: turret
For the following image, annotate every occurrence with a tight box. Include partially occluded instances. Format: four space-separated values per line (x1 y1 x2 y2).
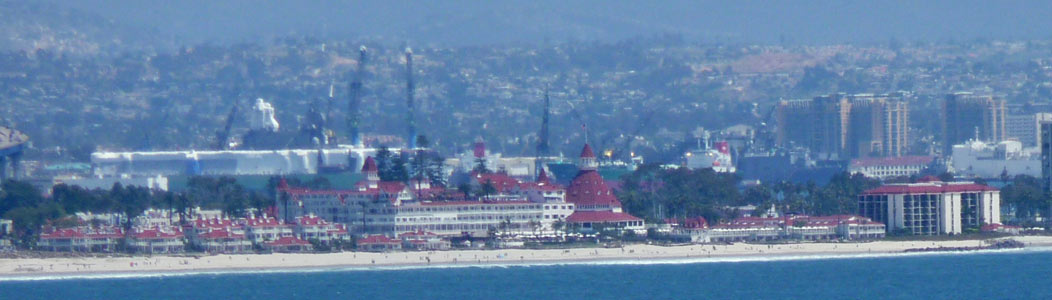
579 144 597 171
362 156 379 188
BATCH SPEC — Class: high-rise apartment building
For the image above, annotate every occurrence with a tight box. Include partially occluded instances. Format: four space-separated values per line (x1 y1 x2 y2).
1041 120 1052 192
942 93 1006 154
1005 113 1052 147
775 93 909 159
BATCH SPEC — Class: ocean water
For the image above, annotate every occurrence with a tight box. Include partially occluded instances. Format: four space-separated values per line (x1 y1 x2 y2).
2 249 1051 299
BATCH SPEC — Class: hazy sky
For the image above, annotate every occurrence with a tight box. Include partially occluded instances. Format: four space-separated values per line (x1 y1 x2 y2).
55 0 1052 46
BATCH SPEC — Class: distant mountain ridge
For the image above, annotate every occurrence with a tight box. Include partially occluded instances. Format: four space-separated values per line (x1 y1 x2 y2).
41 0 1052 49
0 0 163 55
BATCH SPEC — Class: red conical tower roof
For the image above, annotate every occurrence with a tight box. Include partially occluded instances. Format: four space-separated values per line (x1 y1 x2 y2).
580 144 596 158
537 167 550 184
362 156 378 173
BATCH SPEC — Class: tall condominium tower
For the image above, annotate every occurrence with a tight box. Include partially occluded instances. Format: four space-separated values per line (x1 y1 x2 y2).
942 92 1005 154
775 93 909 159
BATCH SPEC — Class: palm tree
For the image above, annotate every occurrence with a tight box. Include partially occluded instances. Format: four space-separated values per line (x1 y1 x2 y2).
528 220 541 238
552 219 566 238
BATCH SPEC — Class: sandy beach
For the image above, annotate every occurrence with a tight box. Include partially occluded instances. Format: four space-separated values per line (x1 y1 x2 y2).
2 236 1051 279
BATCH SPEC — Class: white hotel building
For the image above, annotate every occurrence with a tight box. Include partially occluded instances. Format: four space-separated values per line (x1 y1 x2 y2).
278 156 576 237
858 178 1001 235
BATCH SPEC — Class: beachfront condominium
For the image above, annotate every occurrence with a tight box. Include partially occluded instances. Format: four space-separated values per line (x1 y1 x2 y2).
1043 120 1052 192
775 93 908 160
942 92 1006 154
857 178 1001 235
1005 113 1052 147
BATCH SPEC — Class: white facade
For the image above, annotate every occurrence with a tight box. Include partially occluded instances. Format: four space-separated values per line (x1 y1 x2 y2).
92 147 381 176
848 156 933 180
950 140 1040 178
249 98 280 132
859 181 1001 235
685 142 735 173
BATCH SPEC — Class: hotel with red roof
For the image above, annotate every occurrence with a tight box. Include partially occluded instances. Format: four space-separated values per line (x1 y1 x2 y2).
563 144 646 234
858 177 1001 235
276 151 584 238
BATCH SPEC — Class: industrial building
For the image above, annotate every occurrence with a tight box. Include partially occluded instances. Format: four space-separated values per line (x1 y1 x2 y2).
858 178 1001 235
1042 120 1052 192
91 147 379 177
950 139 1040 178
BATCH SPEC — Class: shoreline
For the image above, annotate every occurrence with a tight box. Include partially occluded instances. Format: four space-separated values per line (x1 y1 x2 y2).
2 236 1051 281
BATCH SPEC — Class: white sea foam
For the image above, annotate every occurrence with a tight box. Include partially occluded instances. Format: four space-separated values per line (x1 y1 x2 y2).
1 246 1047 282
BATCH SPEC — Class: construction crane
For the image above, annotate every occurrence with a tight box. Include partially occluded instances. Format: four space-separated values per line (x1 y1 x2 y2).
564 99 589 145
214 98 241 151
609 108 655 161
752 104 779 152
347 46 367 147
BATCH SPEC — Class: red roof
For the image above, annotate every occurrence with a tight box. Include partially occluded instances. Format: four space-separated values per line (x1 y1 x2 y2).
198 229 244 239
518 181 563 191
267 236 311 246
916 176 942 183
193 218 235 229
862 182 999 195
567 211 642 223
537 168 550 183
283 182 408 206
519 168 562 191
474 172 522 193
242 217 285 227
40 228 85 239
295 215 329 226
358 235 400 244
580 144 596 158
566 170 622 207
362 156 378 173
378 181 408 194
287 182 405 198
134 228 183 239
41 227 124 239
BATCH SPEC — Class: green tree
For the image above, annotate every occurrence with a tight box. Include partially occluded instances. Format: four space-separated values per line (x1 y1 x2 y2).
477 180 497 199
389 152 410 182
1001 175 1049 221
426 154 447 188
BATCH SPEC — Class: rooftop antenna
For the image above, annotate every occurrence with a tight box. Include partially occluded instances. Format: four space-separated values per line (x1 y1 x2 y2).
405 47 417 149
347 46 367 147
